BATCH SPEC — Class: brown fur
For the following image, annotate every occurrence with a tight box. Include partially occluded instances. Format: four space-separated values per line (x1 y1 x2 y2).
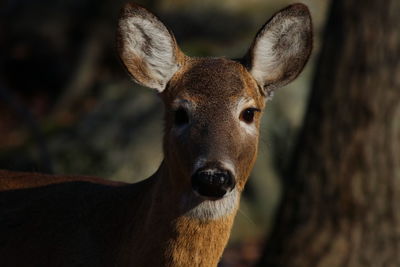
162 57 264 193
0 3 312 267
0 169 124 191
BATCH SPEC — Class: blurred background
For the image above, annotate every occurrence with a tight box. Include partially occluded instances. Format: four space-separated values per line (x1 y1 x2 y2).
0 0 330 265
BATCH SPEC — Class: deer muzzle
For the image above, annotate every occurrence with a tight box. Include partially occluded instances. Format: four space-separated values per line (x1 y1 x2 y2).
191 166 235 199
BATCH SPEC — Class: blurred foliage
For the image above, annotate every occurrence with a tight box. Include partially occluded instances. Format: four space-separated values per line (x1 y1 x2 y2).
0 0 329 265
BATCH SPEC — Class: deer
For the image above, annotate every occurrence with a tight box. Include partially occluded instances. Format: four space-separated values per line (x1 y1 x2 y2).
0 3 312 267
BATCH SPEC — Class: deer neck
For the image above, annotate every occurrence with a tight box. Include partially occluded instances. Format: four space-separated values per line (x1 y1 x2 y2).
121 161 239 266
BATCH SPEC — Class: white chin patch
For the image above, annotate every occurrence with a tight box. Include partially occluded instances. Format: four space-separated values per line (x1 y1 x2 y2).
181 189 239 221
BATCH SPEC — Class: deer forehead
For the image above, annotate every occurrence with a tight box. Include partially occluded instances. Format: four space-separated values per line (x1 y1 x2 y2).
166 57 264 108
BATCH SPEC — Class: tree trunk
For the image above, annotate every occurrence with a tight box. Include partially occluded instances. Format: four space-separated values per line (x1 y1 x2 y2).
259 0 400 266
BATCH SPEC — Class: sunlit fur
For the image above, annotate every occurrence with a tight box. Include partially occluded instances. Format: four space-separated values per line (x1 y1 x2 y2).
246 4 313 98
117 3 183 91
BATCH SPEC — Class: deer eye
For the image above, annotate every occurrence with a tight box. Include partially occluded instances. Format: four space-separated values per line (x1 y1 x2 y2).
240 108 260 124
174 107 189 126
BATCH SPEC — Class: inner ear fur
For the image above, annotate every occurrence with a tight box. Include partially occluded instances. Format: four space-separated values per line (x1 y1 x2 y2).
116 3 184 92
243 3 313 98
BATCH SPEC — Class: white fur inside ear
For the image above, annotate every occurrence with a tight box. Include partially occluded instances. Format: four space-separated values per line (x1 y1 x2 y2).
248 5 312 97
251 16 304 89
119 15 180 91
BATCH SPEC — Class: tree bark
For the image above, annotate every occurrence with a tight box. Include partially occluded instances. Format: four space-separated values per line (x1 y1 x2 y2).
259 0 400 266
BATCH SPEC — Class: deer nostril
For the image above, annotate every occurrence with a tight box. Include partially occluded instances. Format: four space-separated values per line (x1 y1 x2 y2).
191 168 235 199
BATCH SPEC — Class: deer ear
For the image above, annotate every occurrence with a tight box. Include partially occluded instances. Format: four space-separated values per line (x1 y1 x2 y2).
244 4 312 98
117 3 184 92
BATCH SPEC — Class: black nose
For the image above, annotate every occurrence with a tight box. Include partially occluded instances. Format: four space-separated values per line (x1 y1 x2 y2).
191 167 235 199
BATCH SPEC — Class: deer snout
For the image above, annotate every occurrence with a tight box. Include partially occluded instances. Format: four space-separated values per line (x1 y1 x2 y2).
191 166 235 199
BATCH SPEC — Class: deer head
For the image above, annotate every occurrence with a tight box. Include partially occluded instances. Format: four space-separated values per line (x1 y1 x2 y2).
117 3 312 219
